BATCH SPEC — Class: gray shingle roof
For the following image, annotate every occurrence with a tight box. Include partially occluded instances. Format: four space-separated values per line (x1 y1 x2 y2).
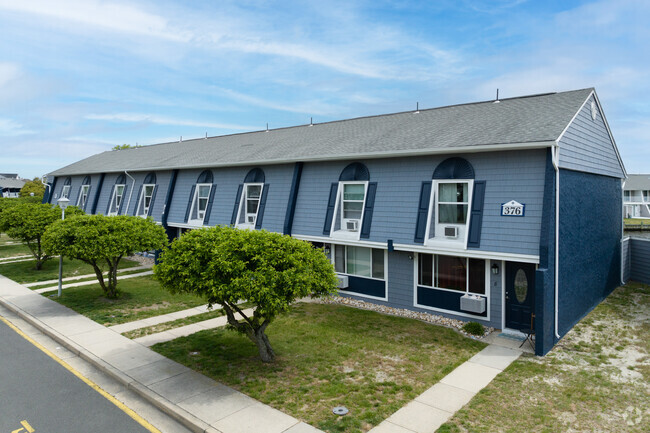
0 178 26 189
49 88 594 176
625 174 650 190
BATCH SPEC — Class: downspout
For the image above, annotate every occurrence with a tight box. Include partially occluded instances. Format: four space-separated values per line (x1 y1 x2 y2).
551 145 561 339
621 179 626 285
124 171 136 215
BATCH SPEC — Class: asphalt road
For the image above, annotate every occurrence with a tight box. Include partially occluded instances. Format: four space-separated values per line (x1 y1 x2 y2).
0 319 152 433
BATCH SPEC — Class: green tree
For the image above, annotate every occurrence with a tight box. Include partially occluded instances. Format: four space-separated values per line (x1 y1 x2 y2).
154 226 337 362
19 178 46 198
43 215 167 298
112 144 141 150
0 203 84 269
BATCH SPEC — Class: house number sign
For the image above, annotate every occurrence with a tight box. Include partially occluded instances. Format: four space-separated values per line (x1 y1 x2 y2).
501 200 525 216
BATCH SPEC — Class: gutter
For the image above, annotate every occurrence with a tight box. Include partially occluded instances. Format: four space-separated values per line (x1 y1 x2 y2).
124 171 136 215
551 145 560 339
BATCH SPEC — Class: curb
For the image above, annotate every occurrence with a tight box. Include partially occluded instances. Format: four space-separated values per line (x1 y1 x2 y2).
0 296 216 433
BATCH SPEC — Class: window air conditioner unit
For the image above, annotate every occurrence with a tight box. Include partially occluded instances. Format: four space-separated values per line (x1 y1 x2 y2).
460 294 486 314
345 220 359 232
336 275 349 289
444 226 458 238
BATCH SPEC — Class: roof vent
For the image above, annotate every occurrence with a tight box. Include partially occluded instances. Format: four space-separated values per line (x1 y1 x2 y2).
415 102 419 114
494 88 500 103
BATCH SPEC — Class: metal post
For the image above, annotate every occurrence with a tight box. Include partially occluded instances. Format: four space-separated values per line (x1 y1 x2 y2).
57 206 65 297
56 197 69 297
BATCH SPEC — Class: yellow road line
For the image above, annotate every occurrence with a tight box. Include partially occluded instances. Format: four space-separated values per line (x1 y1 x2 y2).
0 315 161 433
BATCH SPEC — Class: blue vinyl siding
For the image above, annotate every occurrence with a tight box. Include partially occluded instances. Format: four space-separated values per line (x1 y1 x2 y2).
557 169 621 336
120 171 172 222
292 151 546 257
167 165 293 231
559 95 625 178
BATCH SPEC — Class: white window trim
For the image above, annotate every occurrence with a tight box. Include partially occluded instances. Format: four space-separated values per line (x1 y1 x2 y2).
76 185 89 208
107 184 125 216
61 185 71 199
329 243 388 301
424 179 474 248
413 252 490 321
330 180 368 240
236 183 264 229
188 183 212 225
136 184 156 218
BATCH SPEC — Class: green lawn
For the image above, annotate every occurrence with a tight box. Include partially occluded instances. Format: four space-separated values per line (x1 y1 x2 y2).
624 218 649 225
0 243 32 258
0 257 141 284
44 275 207 325
438 282 650 433
153 302 486 433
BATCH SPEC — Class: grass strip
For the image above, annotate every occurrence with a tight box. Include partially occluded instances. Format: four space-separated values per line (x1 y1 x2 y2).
122 309 227 339
0 243 32 258
27 268 151 291
154 302 486 433
43 275 206 325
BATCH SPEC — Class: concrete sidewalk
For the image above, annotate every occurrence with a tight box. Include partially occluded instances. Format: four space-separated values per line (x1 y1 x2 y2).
0 275 322 433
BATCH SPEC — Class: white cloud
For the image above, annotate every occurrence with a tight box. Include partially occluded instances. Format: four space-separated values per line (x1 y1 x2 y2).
0 118 35 136
0 0 190 41
85 113 256 131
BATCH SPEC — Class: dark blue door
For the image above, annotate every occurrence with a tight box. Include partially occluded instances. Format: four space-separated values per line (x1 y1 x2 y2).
505 262 536 331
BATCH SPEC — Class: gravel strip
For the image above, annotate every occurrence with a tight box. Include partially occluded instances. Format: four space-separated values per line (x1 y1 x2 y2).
318 295 494 338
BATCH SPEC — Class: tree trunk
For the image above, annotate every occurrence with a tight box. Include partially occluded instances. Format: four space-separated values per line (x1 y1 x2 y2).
91 263 109 296
222 303 276 362
252 327 276 363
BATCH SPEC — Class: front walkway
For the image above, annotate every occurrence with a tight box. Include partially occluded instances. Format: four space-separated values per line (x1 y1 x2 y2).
0 274 523 433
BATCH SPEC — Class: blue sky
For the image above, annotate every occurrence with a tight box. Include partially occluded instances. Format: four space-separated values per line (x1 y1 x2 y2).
0 0 648 179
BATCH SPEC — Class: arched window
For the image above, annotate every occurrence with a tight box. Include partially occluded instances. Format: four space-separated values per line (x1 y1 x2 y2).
233 168 267 228
61 177 72 199
323 162 377 240
76 176 91 210
187 170 214 225
136 172 158 217
107 174 127 216
414 157 479 245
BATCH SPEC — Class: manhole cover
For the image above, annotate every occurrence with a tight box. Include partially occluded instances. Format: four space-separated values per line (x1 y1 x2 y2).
332 406 349 416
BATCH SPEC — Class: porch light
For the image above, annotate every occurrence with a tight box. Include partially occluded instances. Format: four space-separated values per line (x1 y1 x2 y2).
491 263 499 275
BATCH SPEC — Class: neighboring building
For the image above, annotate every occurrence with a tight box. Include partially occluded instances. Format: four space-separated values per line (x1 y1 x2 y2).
623 174 650 218
0 176 26 198
45 88 626 355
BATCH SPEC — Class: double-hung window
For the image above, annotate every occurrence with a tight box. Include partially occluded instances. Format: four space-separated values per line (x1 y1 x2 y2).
236 183 263 228
108 184 125 216
136 184 155 217
189 184 212 224
77 185 89 209
428 180 472 243
417 254 485 295
333 245 384 279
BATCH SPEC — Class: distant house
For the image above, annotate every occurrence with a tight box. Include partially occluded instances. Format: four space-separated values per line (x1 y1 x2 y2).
0 175 25 198
45 88 626 355
623 174 650 219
